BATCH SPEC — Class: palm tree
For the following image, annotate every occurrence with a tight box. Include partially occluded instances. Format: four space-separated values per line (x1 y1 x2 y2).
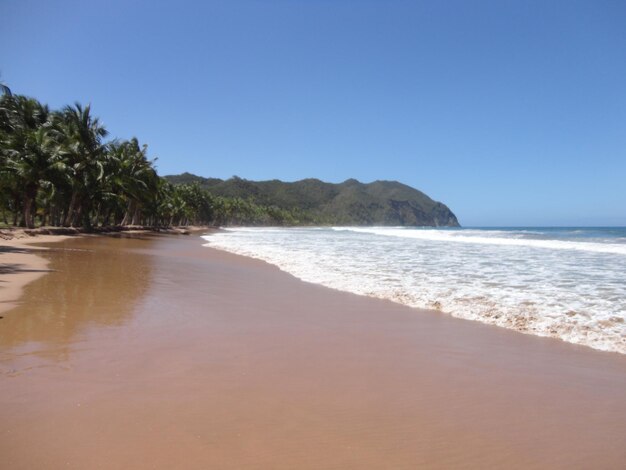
0 88 288 229
104 138 157 225
0 95 49 131
3 127 63 227
52 103 108 228
0 74 11 97
146 178 174 227
0 95 54 227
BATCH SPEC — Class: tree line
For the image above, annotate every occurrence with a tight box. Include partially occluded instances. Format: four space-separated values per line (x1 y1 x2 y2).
0 87 303 229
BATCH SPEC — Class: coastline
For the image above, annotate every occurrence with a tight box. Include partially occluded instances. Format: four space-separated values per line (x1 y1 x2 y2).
1 234 625 468
0 234 69 316
0 226 209 315
206 226 626 354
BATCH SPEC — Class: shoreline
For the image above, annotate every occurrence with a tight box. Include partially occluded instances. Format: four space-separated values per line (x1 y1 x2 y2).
205 227 626 355
0 235 69 316
0 226 212 315
208 246 626 355
0 224 206 240
203 237 626 356
1 234 625 468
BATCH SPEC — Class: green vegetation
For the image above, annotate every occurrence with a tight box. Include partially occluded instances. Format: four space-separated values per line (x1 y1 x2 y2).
1 86 458 229
0 91 303 228
165 174 460 226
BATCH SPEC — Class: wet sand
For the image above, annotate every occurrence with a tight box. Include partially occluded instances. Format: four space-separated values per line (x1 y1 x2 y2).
0 235 69 316
1 234 625 469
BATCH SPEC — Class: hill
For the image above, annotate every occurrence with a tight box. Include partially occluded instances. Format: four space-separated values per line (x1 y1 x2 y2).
164 173 460 227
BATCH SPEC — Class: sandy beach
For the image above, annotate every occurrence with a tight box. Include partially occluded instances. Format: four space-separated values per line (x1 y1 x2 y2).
0 233 70 317
1 233 625 469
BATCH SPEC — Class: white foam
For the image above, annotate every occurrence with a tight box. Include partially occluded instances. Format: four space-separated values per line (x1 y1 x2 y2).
331 227 626 255
202 227 626 354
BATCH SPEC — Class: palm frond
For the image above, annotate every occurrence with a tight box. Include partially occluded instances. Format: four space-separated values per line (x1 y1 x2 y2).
0 83 11 96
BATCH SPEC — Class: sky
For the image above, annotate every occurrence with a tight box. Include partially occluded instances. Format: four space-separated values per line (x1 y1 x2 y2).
1 0 625 226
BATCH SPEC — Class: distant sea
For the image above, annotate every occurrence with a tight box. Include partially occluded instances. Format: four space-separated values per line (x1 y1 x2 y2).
203 227 626 354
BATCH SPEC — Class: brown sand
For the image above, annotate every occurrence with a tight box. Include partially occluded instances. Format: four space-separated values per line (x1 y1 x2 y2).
0 235 70 316
1 234 625 469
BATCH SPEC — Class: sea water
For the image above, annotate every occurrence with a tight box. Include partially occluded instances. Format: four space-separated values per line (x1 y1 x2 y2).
202 227 626 354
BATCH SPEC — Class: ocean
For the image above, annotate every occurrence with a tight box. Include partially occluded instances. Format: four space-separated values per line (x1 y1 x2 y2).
202 227 626 354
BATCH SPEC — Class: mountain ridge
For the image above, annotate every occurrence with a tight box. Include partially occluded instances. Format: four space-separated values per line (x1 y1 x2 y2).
164 173 460 227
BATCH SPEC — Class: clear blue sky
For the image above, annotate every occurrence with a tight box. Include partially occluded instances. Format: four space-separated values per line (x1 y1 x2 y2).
2 0 625 226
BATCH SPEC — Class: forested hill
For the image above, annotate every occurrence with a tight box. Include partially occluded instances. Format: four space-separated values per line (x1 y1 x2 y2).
165 173 460 227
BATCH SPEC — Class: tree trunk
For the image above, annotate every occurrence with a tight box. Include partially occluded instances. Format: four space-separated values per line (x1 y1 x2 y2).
64 191 79 227
12 195 20 226
121 200 133 226
22 185 38 229
80 198 92 231
102 208 111 227
131 205 141 225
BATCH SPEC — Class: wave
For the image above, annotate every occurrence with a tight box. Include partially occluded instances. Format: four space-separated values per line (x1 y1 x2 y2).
203 227 626 354
330 227 626 255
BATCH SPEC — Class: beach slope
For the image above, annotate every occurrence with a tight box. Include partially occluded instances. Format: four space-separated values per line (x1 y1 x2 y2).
1 234 625 469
